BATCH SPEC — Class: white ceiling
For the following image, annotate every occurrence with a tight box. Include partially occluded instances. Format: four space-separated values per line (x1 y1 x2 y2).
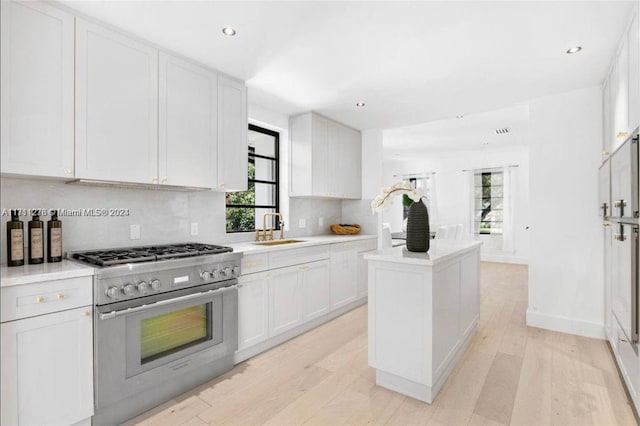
383 104 530 156
62 1 634 131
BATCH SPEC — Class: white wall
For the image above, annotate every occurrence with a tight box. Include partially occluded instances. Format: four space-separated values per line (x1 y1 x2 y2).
527 86 604 339
381 146 530 263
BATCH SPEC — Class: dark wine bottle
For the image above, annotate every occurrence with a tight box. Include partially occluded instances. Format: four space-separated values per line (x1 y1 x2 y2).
47 210 62 263
28 212 44 264
6 210 24 267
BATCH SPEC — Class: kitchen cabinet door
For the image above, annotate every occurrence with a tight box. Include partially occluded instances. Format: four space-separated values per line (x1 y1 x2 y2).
237 272 269 350
610 137 638 220
302 260 331 321
159 53 217 188
342 127 362 199
629 10 639 133
0 1 74 178
1 306 94 426
603 79 612 155
357 250 374 298
330 244 358 309
312 114 332 196
611 223 638 344
268 266 303 336
75 19 159 184
598 160 611 217
604 223 615 344
217 75 248 191
614 38 630 149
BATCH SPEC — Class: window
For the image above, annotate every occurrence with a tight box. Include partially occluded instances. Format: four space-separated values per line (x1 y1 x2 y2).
402 176 432 219
225 124 280 232
474 171 503 235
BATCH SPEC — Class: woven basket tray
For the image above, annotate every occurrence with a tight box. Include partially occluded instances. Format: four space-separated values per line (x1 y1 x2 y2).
330 224 361 235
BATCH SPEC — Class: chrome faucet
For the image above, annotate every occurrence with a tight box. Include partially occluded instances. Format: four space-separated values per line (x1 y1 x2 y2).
255 212 285 241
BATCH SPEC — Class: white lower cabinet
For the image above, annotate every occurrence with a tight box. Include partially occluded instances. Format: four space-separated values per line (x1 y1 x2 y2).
237 272 269 351
1 306 94 425
302 260 331 321
330 243 358 309
357 250 375 298
269 266 304 336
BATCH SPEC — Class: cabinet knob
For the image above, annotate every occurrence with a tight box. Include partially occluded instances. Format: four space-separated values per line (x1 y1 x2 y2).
64 168 73 175
603 223 611 227
616 131 629 139
83 311 91 317
220 182 226 188
161 177 167 184
57 293 65 300
152 177 158 183
602 151 610 156
36 296 45 303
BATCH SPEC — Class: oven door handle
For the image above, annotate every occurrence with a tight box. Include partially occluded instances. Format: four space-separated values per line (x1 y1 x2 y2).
99 284 237 320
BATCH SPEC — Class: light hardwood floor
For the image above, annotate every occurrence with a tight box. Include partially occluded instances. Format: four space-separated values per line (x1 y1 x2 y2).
126 262 638 426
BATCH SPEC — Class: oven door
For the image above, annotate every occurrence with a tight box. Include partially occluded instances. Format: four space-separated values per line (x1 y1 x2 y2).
94 282 238 409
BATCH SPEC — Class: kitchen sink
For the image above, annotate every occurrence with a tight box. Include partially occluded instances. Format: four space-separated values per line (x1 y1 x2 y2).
252 239 306 246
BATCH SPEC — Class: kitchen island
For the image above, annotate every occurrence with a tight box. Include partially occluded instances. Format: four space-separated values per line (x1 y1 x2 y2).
364 240 482 403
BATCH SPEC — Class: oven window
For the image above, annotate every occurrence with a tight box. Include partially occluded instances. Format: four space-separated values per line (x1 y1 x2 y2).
140 304 211 364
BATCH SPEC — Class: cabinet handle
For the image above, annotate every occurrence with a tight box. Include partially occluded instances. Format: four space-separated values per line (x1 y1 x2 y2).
152 177 158 184
620 337 628 343
602 151 610 156
57 293 65 300
617 131 629 139
161 177 167 184
615 234 627 242
36 296 45 303
64 167 73 175
83 311 91 317
603 223 611 227
220 182 226 188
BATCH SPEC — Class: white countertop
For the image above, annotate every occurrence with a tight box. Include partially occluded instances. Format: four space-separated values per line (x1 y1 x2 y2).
227 234 377 255
364 239 482 266
1 260 95 287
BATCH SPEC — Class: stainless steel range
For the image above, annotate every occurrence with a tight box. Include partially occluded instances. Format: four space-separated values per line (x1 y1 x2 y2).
69 243 241 426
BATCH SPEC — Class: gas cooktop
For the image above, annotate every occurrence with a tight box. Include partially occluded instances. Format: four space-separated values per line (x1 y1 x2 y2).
70 243 233 267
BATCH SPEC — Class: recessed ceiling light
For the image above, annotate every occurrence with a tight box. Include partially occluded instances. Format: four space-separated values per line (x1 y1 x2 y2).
222 27 237 36
566 46 582 54
356 102 365 107
456 115 464 119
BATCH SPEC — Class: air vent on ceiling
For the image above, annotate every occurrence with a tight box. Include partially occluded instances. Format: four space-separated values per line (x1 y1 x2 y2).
495 127 510 135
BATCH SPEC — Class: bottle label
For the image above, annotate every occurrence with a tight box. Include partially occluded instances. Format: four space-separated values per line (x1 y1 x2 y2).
31 228 43 259
50 228 62 257
10 229 23 261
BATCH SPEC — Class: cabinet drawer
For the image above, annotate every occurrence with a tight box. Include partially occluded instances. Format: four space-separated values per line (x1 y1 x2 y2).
268 245 330 269
1 276 93 322
241 253 269 274
331 239 375 254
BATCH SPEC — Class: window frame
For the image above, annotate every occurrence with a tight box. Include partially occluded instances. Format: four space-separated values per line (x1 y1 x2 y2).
225 124 280 233
474 171 503 235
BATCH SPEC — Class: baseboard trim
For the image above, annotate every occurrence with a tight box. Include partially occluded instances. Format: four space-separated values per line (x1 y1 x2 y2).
480 254 528 265
526 308 605 339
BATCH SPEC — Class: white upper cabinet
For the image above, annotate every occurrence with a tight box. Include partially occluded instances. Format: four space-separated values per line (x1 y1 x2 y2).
290 112 362 199
598 160 611 217
159 53 217 188
217 76 248 192
1 1 74 178
614 36 630 146
75 18 159 184
603 79 612 154
628 10 639 134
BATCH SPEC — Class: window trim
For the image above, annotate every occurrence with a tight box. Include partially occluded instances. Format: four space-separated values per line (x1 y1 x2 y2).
225 124 280 233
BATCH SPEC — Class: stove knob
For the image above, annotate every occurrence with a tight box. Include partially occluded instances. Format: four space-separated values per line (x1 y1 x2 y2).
122 284 136 297
106 286 121 299
222 267 232 277
200 271 211 280
211 269 220 279
232 266 240 276
137 281 150 295
150 279 161 291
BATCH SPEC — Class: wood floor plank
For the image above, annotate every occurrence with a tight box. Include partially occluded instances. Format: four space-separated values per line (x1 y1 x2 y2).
473 352 523 425
385 395 436 426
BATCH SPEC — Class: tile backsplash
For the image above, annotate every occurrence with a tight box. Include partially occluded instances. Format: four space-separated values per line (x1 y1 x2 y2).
0 177 347 264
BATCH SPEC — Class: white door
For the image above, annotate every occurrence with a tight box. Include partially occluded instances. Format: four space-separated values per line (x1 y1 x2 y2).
0 1 74 178
217 76 247 191
1 306 94 426
302 260 331 321
75 19 159 184
237 273 269 350
159 53 217 188
269 266 303 336
330 245 358 309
